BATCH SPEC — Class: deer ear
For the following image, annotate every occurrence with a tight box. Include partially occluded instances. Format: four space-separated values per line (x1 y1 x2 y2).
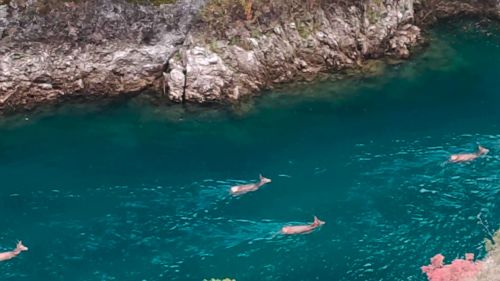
259 174 263 179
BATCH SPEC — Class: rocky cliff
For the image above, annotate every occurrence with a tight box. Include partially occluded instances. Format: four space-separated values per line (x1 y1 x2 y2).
0 0 498 113
0 0 205 112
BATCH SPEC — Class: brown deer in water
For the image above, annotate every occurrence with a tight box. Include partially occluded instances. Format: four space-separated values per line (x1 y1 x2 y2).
449 145 489 163
0 241 28 262
230 175 271 196
281 216 325 235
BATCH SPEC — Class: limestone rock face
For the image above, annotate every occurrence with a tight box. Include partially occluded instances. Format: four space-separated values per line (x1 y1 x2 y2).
165 46 235 103
183 47 234 102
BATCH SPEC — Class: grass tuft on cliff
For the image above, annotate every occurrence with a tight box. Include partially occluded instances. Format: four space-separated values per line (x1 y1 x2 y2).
200 0 252 33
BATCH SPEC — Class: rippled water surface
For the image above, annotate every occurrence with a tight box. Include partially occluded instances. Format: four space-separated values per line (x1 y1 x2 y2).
1 22 500 281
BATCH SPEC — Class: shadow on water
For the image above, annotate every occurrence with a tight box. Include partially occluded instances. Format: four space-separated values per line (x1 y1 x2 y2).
0 20 500 281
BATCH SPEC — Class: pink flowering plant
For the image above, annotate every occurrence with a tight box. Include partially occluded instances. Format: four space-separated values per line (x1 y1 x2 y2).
422 231 500 281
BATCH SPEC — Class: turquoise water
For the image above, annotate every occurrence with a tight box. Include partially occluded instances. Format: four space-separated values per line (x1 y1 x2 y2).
1 21 500 281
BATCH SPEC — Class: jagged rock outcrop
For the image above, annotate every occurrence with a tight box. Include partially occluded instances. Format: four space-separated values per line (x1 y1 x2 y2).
166 46 235 103
0 0 499 113
165 0 424 103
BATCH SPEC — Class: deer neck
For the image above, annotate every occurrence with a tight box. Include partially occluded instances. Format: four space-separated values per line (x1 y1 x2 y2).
11 247 23 256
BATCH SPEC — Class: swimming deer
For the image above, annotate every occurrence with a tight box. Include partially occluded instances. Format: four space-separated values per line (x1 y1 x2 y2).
281 216 325 235
0 241 28 262
449 145 489 163
230 174 271 196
